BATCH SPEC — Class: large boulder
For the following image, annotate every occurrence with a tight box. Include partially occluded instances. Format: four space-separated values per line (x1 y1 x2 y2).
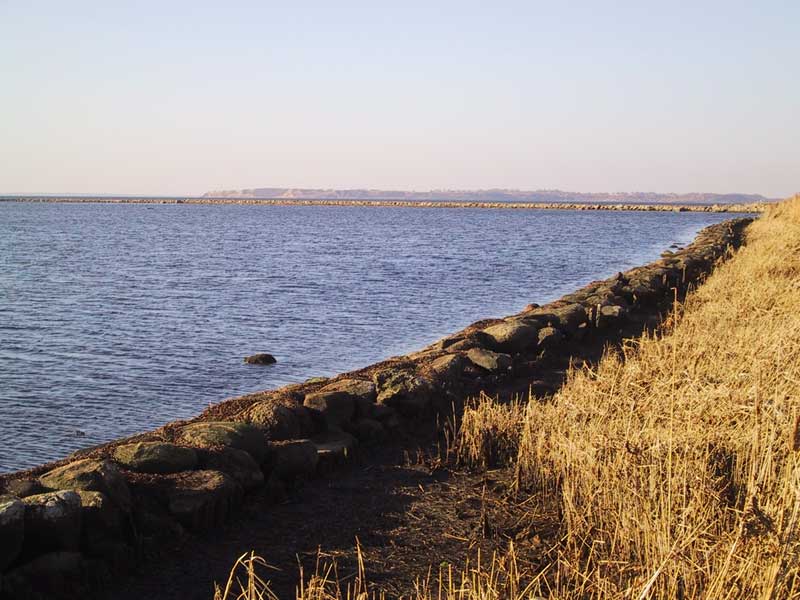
481 320 539 353
466 348 512 373
427 353 467 380
22 491 83 557
304 379 376 426
0 495 24 571
178 421 267 463
374 370 434 417
3 478 46 498
537 326 564 350
199 448 264 492
39 459 131 513
268 440 319 480
528 304 587 332
243 400 315 440
113 442 198 474
596 304 627 328
75 491 125 556
244 353 276 365
313 431 358 473
165 470 243 530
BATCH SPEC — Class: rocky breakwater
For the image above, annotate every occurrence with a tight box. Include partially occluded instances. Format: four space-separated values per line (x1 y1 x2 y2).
0 218 752 599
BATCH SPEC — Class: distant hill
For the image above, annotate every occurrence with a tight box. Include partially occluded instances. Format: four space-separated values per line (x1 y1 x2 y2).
202 188 773 204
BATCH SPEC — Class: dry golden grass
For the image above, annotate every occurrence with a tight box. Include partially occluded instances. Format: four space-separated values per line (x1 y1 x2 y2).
455 392 524 470
509 194 800 598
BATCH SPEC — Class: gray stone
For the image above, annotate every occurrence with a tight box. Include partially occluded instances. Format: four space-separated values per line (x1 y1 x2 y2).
313 431 358 472
75 491 124 555
537 326 564 350
3 478 46 498
596 304 627 328
178 421 267 463
481 320 539 353
22 491 83 556
304 378 376 425
113 442 198 474
0 495 24 571
269 440 319 480
427 353 466 378
165 470 242 530
39 459 132 513
374 370 433 416
371 404 400 429
200 448 264 492
244 401 314 440
466 348 512 372
313 431 358 458
549 304 588 331
244 353 276 365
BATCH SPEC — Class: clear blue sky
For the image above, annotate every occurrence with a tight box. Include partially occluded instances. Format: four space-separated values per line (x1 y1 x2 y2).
1 1 797 197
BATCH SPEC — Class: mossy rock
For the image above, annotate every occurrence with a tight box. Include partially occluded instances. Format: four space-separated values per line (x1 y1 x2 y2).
178 421 267 463
113 442 198 474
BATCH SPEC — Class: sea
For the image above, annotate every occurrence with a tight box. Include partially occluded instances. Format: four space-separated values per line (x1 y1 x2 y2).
0 202 739 471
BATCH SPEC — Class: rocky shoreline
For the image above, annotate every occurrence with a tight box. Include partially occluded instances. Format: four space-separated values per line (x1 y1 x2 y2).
0 217 752 599
1 196 765 213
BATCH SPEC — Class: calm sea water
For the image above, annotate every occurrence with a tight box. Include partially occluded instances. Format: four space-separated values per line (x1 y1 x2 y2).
0 202 736 472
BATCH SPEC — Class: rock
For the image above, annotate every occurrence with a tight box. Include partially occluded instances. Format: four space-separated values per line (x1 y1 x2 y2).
549 304 588 332
0 495 25 571
243 400 314 440
199 448 264 492
427 353 466 379
537 326 564 350
113 442 198 474
304 378 376 425
444 338 479 352
374 370 433 417
39 459 132 513
132 496 184 543
3 479 46 498
481 320 539 353
351 418 385 443
466 348 512 372
596 304 627 328
165 470 242 530
313 431 358 472
304 376 329 385
244 353 276 365
22 491 83 556
371 404 401 430
178 421 267 463
75 491 124 555
269 440 319 480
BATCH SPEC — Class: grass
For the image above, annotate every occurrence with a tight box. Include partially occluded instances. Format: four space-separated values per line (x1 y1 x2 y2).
215 194 800 599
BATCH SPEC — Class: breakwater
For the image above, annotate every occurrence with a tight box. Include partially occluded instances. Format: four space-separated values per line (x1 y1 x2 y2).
0 217 752 599
0 196 765 213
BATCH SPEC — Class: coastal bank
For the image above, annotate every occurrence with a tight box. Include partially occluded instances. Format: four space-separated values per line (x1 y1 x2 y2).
0 217 752 599
0 196 765 213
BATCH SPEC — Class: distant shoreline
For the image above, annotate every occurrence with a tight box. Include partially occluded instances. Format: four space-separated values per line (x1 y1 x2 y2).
0 196 765 213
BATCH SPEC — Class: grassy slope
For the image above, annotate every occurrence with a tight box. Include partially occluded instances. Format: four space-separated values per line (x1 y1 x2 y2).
508 194 800 598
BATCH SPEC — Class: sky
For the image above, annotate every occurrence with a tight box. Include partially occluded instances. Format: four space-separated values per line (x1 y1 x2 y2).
0 1 798 198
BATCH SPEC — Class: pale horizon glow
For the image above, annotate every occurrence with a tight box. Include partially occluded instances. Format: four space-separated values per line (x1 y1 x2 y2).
1 1 798 198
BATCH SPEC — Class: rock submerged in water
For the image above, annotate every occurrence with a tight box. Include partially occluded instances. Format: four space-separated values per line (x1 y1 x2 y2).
244 353 276 365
